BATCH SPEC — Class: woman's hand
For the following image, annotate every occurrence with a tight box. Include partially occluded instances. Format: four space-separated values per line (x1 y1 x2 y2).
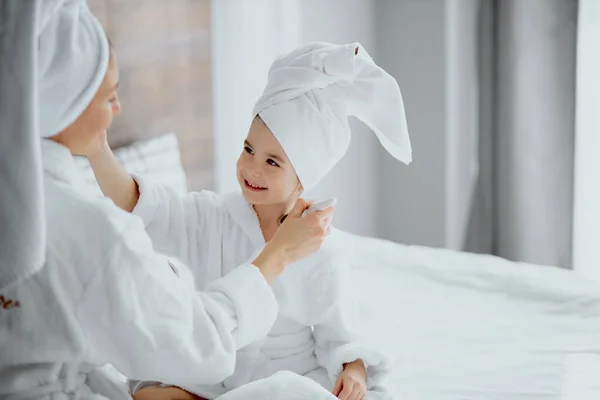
332 359 367 400
84 129 111 158
252 198 334 283
86 131 140 213
273 198 335 264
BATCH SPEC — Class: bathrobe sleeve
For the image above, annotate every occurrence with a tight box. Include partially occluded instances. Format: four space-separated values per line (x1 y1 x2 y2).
130 175 220 268
312 251 391 390
77 209 277 387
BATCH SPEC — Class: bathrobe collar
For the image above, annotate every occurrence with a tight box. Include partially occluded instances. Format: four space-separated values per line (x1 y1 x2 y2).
223 191 266 249
41 139 88 189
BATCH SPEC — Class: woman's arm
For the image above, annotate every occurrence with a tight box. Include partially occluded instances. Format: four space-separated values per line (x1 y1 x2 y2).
88 135 224 268
78 199 335 386
87 136 335 284
79 213 278 386
87 134 139 213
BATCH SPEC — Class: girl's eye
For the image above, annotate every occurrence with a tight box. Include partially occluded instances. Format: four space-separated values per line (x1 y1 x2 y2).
244 146 253 154
267 159 279 167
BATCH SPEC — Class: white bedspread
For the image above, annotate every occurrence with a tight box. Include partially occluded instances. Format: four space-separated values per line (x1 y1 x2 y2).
332 231 600 399
103 230 600 399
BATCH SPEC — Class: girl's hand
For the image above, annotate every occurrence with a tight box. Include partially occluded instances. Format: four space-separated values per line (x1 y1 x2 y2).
332 359 367 400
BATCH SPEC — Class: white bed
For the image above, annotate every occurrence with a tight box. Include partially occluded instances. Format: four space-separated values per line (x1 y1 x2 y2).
80 134 600 399
331 230 600 399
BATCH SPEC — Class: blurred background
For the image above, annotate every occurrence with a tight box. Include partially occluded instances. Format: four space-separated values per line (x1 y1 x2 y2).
90 0 599 281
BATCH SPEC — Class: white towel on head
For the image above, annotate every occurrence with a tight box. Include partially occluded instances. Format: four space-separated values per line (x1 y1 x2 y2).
253 42 411 190
0 1 44 289
38 0 110 138
0 0 108 289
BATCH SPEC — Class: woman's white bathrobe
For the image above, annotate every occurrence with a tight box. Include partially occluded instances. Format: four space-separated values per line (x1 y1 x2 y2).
131 177 391 399
0 140 279 400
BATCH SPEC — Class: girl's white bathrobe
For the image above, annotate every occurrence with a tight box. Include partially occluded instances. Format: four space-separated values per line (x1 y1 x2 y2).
0 141 279 399
131 177 391 399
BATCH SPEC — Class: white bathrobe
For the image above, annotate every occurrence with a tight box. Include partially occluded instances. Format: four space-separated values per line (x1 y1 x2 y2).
131 177 391 399
0 1 47 289
0 140 278 399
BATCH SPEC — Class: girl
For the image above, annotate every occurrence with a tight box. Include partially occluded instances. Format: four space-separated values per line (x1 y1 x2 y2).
0 3 333 399
89 42 411 400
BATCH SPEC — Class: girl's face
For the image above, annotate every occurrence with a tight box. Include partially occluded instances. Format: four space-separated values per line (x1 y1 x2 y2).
52 51 121 156
236 117 302 206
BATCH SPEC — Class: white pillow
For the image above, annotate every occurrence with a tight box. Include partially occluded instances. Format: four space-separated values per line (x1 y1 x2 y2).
74 132 188 196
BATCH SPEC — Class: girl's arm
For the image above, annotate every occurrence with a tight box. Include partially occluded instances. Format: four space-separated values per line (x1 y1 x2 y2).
312 252 390 394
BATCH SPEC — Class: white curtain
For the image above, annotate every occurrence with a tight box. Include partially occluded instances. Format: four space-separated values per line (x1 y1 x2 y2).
465 0 578 268
0 1 47 288
572 0 600 281
210 0 301 194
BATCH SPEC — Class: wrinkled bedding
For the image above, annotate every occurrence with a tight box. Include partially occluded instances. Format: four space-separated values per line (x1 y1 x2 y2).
335 231 600 399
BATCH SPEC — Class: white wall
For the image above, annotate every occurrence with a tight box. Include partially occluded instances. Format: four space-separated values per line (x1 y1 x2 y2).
212 0 478 244
375 0 448 247
299 0 378 238
572 0 600 283
375 0 479 248
211 0 300 195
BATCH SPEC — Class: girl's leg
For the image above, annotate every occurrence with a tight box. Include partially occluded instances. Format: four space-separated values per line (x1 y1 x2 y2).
133 386 208 400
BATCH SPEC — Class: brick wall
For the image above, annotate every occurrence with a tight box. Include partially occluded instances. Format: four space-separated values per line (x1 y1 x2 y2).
89 0 214 190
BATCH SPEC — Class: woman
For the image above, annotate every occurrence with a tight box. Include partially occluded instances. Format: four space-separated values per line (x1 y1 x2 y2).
0 1 333 399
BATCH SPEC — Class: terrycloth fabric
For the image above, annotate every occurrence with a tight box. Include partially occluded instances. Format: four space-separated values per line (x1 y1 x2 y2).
217 371 337 400
0 141 278 399
38 0 110 138
0 1 45 289
130 181 391 399
253 42 411 190
0 0 109 289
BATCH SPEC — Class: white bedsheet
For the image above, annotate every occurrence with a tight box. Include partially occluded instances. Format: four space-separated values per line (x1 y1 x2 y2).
101 230 600 399
333 230 600 399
